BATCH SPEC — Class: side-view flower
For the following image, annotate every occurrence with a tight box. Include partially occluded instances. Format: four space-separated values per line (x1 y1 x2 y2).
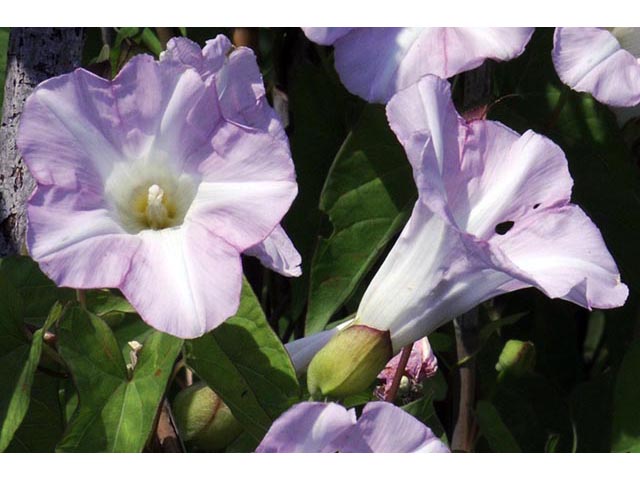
307 74 628 398
18 36 299 338
553 27 640 107
302 27 535 103
256 401 450 453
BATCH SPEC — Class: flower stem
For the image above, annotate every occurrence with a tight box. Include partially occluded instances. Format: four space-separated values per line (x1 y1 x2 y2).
451 309 479 452
76 289 86 308
384 344 413 403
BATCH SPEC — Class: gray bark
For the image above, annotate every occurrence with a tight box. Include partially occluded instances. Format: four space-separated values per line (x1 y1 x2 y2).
0 28 85 256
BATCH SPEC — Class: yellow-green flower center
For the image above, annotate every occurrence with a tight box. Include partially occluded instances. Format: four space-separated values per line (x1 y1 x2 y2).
105 157 198 234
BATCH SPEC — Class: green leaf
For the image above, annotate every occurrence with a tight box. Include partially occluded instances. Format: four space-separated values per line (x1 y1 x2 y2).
0 279 63 451
0 255 73 324
286 61 356 321
305 104 417 334
139 28 163 57
85 289 136 317
186 278 300 440
6 373 65 452
612 340 640 452
570 373 614 452
476 400 522 453
56 307 182 452
402 391 447 442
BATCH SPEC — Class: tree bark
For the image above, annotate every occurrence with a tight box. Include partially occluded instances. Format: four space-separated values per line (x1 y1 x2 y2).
0 28 85 256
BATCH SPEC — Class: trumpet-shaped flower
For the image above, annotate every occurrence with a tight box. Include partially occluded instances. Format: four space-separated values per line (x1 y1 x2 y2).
19 41 298 338
256 401 449 453
160 35 301 276
354 75 628 351
301 27 534 103
553 28 640 107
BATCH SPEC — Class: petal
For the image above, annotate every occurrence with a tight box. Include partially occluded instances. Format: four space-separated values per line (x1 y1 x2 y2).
460 125 573 239
388 76 574 239
188 125 297 251
26 185 138 288
553 27 640 107
244 225 302 277
342 402 449 453
18 55 217 193
386 74 465 216
356 200 515 351
216 46 285 139
491 205 628 309
162 35 285 139
256 402 356 453
119 221 242 338
332 28 533 103
160 36 212 75
17 68 124 191
110 55 215 161
285 320 354 375
301 27 354 45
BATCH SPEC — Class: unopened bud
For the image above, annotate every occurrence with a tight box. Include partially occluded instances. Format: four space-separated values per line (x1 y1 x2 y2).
496 340 536 378
172 382 243 451
307 325 393 399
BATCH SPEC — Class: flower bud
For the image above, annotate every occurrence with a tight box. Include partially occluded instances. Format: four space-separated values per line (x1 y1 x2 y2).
172 382 243 451
495 340 536 378
307 325 393 399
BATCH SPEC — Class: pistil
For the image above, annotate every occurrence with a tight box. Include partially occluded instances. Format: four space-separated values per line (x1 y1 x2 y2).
145 184 171 229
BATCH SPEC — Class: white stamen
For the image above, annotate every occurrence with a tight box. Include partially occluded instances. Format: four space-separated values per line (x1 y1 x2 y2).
146 184 169 228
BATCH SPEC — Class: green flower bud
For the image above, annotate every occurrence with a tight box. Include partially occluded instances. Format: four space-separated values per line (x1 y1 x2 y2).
172 382 243 451
496 340 536 378
307 325 393 399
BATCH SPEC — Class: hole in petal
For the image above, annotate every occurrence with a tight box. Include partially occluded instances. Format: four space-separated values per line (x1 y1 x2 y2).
495 221 515 235
533 203 541 210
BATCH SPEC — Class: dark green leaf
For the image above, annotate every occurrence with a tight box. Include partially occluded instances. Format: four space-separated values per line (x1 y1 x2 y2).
56 307 182 452
402 391 447 442
0 255 73 324
570 373 614 452
305 104 416 334
491 373 573 452
186 278 300 440
286 61 356 321
85 289 135 317
6 373 65 452
0 277 63 451
612 340 640 452
476 400 521 453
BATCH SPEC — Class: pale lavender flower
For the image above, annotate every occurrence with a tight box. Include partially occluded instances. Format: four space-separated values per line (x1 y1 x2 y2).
19 40 298 338
355 75 628 351
256 401 449 453
301 27 534 103
553 28 640 107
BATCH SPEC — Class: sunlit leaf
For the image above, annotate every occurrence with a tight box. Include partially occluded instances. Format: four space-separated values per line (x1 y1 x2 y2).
305 104 416 334
56 307 182 452
186 278 300 440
